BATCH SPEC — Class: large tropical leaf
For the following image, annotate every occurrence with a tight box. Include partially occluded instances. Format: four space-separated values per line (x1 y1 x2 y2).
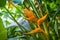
0 18 7 40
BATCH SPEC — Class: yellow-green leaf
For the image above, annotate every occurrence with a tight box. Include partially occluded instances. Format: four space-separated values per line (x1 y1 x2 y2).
0 18 7 40
54 20 59 37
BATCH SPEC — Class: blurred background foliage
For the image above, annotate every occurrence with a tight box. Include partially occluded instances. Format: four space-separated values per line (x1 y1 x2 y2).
0 0 60 40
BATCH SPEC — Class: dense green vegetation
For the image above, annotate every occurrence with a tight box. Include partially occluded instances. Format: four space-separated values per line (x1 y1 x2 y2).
0 0 60 40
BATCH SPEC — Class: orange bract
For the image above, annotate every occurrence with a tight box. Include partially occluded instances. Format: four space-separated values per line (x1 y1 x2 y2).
26 16 37 22
24 9 37 22
24 9 48 34
25 27 45 34
37 14 48 26
24 9 35 17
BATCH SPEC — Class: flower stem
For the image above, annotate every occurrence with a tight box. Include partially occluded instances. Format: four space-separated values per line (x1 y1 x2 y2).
37 0 49 40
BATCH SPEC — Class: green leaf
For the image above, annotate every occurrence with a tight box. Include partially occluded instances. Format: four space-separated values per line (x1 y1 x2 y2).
0 13 3 16
0 18 7 40
49 2 56 10
23 0 30 8
0 0 6 8
29 0 40 18
56 0 60 4
54 20 59 37
2 11 9 18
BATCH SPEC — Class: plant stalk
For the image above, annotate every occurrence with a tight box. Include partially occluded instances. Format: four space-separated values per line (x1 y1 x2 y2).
37 0 49 40
4 7 25 32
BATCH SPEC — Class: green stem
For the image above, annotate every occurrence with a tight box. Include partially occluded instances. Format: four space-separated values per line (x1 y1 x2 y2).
4 7 25 32
38 0 49 40
28 0 40 18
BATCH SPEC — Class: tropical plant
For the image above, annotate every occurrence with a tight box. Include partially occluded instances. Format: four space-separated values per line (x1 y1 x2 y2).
0 0 60 40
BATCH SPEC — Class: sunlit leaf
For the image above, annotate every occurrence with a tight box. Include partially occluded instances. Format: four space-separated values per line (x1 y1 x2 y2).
0 13 3 16
2 11 9 18
49 2 56 10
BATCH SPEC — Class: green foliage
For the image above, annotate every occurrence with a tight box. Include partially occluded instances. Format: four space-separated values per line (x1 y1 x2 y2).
0 13 3 16
0 0 60 40
0 0 6 8
49 2 57 10
0 18 7 40
54 20 59 37
56 0 60 4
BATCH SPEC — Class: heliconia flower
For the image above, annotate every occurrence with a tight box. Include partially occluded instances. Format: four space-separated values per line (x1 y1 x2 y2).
37 14 48 26
24 9 35 17
24 9 37 22
24 9 48 34
24 27 45 34
26 16 37 22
